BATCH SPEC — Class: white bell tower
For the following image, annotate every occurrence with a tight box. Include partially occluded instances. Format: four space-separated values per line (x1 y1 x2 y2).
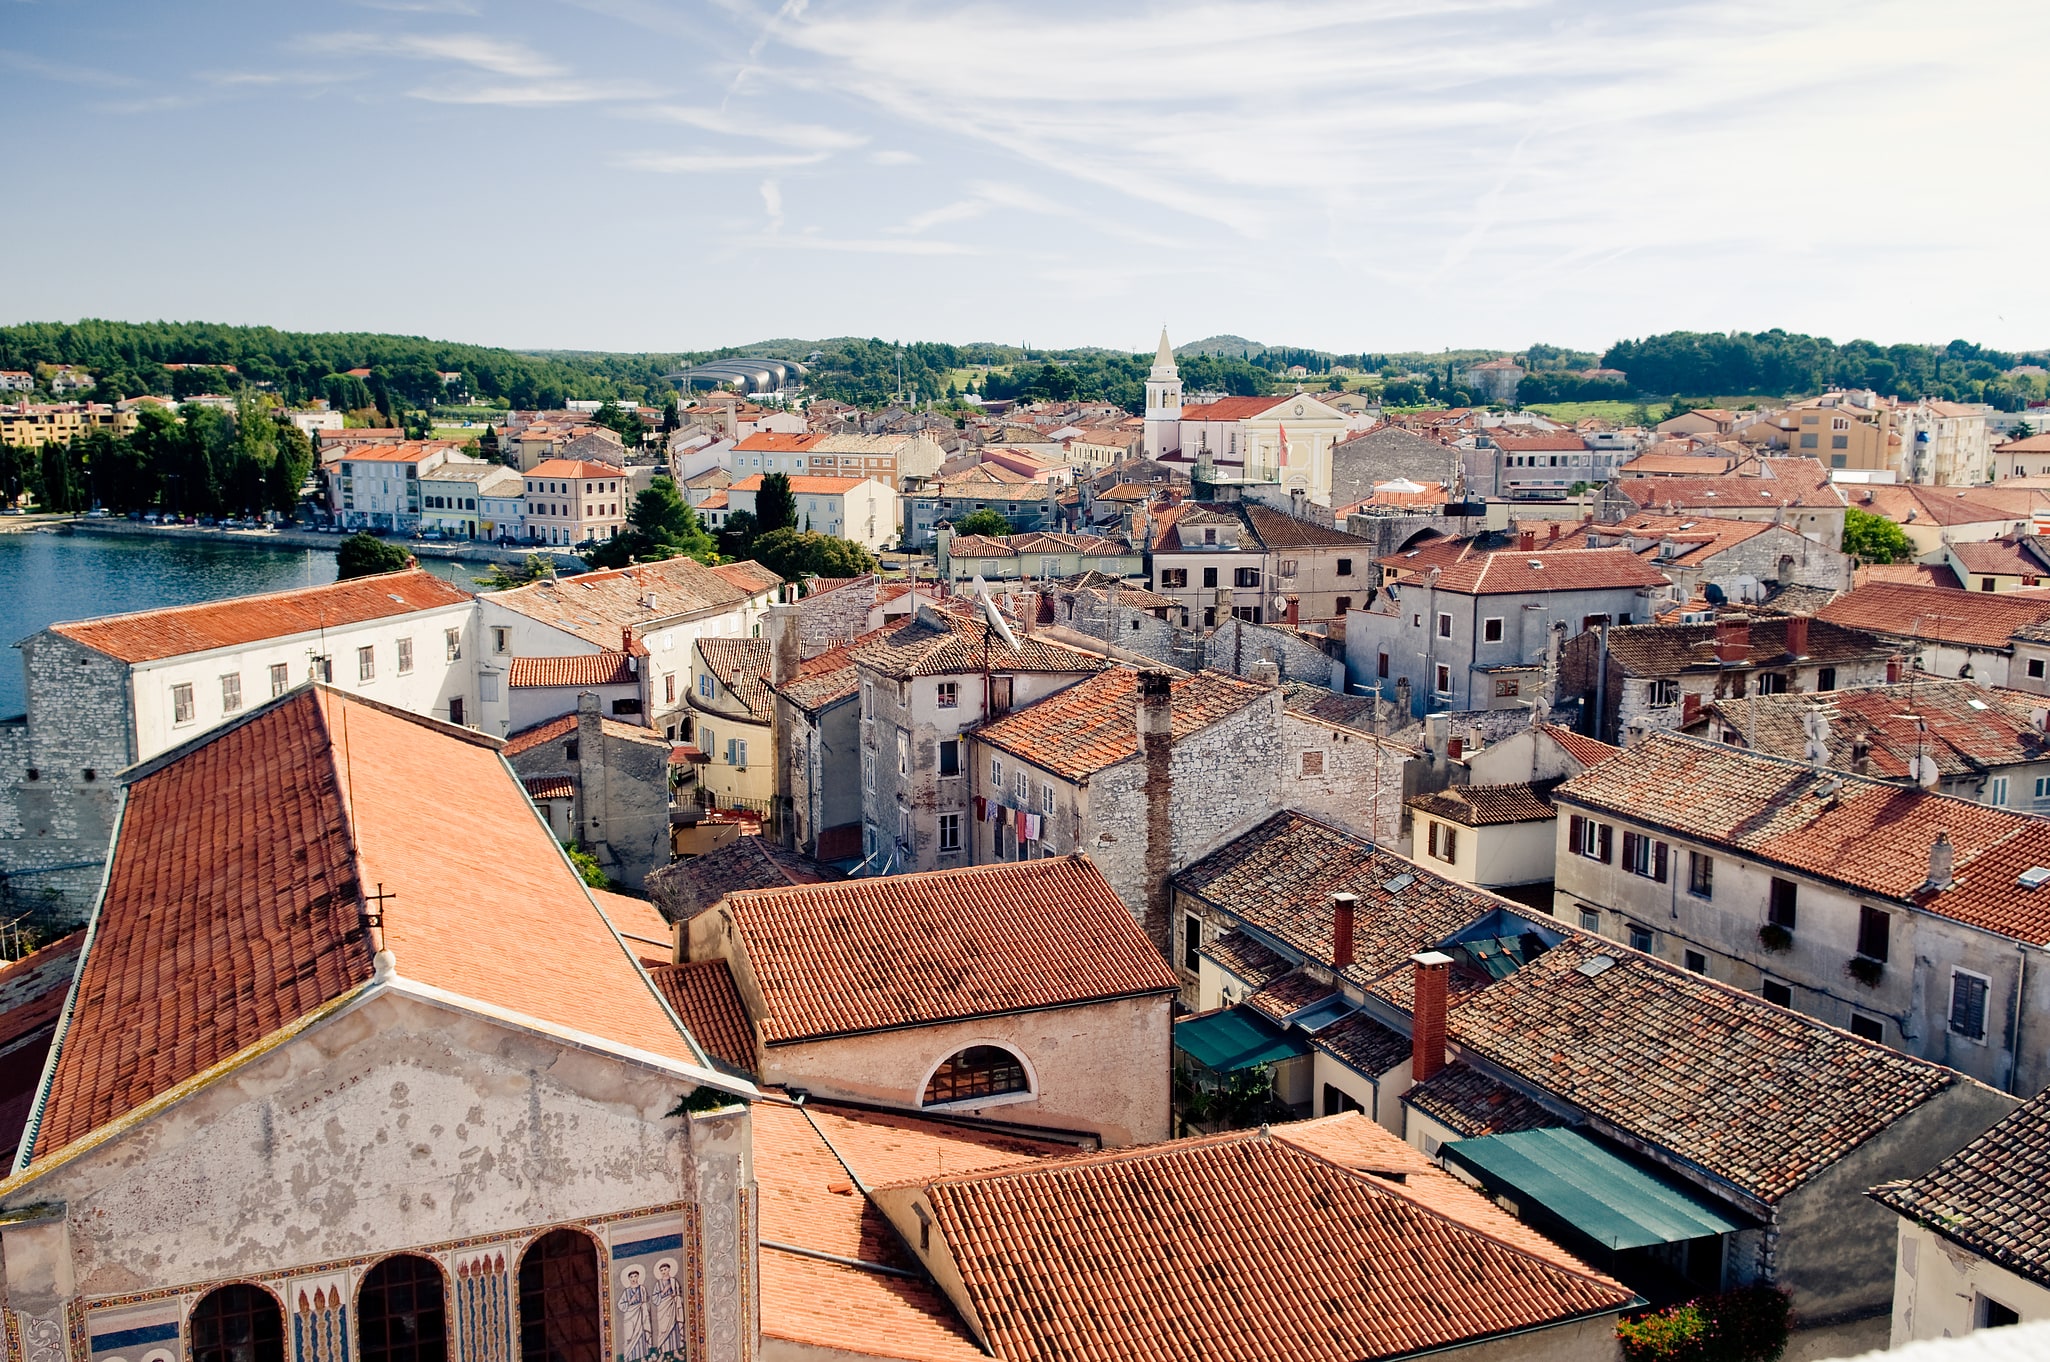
1144 326 1182 459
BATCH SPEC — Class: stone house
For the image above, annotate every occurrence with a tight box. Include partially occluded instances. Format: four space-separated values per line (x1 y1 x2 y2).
683 856 1178 1147
0 568 476 926
505 646 650 731
934 528 1141 584
1407 782 1560 899
1328 424 1463 508
1142 501 1268 628
1460 356 1526 402
1596 459 1848 552
478 556 779 741
764 624 868 865
854 602 1108 875
902 474 1062 548
1871 1086 2050 1341
1583 512 1854 604
1239 502 1378 622
1552 730 2050 1098
1682 679 2050 814
0 686 757 1362
504 691 674 889
1170 811 2017 1347
1819 582 2050 689
1564 614 1896 746
1346 543 1670 719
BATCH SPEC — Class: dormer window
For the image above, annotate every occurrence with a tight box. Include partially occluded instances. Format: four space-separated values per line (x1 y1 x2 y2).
1204 528 1217 545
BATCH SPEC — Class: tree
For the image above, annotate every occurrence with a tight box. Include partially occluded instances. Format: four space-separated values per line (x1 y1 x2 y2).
584 475 721 569
952 508 1014 537
1842 506 1912 564
755 472 797 533
565 842 613 889
336 532 414 579
716 509 759 560
750 528 877 582
269 421 315 515
475 553 558 591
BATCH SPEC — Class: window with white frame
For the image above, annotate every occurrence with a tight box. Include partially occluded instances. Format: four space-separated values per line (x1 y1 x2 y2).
1014 770 1027 801
897 730 908 775
1437 612 1452 638
220 673 242 713
444 628 462 661
936 680 959 709
396 637 414 675
991 756 1003 785
699 673 714 698
1434 664 1451 694
1989 776 2009 806
1482 618 1503 643
357 646 375 682
1649 679 1680 707
269 662 290 698
1040 782 1054 814
938 812 962 852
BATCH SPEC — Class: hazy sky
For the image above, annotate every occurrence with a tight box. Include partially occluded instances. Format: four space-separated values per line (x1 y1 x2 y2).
3 1 2042 356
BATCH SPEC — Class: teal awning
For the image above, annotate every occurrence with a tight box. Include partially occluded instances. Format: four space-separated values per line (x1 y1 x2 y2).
1174 1008 1313 1073
1442 1127 1746 1251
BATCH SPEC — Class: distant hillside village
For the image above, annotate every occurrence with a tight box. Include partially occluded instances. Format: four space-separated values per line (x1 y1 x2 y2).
6 325 2050 1362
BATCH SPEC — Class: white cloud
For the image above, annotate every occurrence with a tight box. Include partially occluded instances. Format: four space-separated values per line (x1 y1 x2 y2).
417 80 661 106
735 235 983 256
760 178 785 231
301 31 563 78
613 149 830 173
869 150 919 166
634 103 866 151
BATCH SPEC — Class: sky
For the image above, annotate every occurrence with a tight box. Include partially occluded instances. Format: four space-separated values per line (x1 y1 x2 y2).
2 0 2044 357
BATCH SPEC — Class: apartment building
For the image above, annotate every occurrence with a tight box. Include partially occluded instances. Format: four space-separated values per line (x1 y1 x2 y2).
521 457 628 546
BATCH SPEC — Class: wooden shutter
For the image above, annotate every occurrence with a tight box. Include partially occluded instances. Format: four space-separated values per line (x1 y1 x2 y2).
1445 827 1459 862
1569 815 1585 856
1653 841 1669 883
1597 824 1613 864
1622 831 1639 872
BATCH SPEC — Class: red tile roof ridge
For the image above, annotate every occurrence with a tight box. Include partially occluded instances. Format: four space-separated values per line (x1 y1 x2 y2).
46 568 472 665
525 458 626 477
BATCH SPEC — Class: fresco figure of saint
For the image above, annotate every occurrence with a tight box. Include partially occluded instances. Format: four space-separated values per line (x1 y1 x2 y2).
617 1267 651 1362
650 1259 683 1356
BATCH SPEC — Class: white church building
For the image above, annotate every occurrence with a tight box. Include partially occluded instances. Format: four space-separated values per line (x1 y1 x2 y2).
1142 330 1354 508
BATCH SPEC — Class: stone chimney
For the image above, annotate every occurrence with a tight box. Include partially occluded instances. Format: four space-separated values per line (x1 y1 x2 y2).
765 601 802 687
576 690 608 866
1332 893 1357 969
1715 618 1752 666
1248 655 1280 686
1784 615 1810 660
1138 671 1175 954
1410 951 1453 1085
1850 731 1872 775
1925 831 1955 892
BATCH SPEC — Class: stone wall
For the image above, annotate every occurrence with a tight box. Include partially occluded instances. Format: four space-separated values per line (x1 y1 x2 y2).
1280 712 1409 848
506 695 672 888
795 576 877 658
1205 617 1344 687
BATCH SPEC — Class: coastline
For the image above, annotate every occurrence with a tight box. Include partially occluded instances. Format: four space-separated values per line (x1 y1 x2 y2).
47 517 583 568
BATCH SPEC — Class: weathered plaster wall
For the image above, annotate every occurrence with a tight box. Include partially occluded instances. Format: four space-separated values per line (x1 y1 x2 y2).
1888 1218 2050 1344
758 996 1171 1148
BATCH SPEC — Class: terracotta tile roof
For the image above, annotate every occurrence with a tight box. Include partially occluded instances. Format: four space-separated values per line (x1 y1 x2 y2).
1819 582 2050 651
46 568 471 665
943 531 1129 558
1279 681 1385 734
710 559 783 595
729 473 870 494
752 1100 1043 1362
852 607 1110 681
335 439 466 464
1538 723 1619 768
1613 471 1844 512
1491 434 1588 452
485 557 757 648
734 432 828 451
1415 545 1670 596
501 711 662 756
1871 1084 2050 1288
975 668 1270 780
1949 537 2050 577
903 1120 1634 1362
507 651 638 688
770 626 890 713
521 774 574 800
1409 781 1559 827
1173 812 1501 992
32 688 702 1162
590 888 672 960
647 960 754 1072
1243 970 1337 1021
1846 483 2033 529
923 479 1052 503
805 1100 1068 1189
1556 731 2050 945
1619 452 1736 476
1692 680 2049 782
1450 934 1961 1203
1177 395 1283 422
1599 618 1895 677
1401 1061 1558 1138
717 856 1177 1045
1855 562 1964 591
1239 503 1368 549
697 636 774 720
0 932 86 1165
1308 1008 1412 1077
1196 929 1289 989
525 458 625 478
644 837 835 924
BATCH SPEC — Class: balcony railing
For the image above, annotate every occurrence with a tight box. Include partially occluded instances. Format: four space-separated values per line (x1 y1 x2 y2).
1194 457 1280 485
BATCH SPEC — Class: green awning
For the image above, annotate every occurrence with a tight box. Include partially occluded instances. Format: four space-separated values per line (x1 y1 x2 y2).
1174 1008 1313 1073
1442 1127 1746 1251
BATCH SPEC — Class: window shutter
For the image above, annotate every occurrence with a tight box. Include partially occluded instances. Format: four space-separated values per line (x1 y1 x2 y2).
1445 827 1459 862
1597 824 1613 863
1622 831 1639 870
1653 841 1669 883
1569 815 1585 855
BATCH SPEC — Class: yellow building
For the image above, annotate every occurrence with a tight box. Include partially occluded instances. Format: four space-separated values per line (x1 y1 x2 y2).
0 403 139 449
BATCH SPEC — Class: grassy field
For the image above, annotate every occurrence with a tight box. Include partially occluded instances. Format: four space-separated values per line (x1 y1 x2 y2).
432 425 487 444
1523 400 1647 424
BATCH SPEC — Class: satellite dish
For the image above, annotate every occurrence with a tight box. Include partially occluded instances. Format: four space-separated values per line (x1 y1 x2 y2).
1907 755 1940 789
1801 707 1831 747
971 575 1021 652
1703 583 1726 605
1804 740 1829 764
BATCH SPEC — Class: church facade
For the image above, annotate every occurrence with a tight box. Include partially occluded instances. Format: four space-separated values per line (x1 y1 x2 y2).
1142 330 1353 507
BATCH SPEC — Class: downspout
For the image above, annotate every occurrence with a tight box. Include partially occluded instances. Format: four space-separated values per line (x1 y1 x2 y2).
2007 946 2029 1095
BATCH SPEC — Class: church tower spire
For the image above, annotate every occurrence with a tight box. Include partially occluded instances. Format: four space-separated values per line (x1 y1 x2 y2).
1144 326 1182 459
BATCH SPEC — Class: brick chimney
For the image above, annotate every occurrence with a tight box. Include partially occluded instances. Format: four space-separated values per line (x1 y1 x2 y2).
1410 950 1453 1084
1714 618 1752 666
1138 671 1175 955
1332 893 1357 969
1518 529 1536 551
1784 615 1810 660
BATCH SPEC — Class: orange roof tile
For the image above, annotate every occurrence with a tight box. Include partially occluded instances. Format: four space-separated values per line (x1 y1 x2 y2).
903 1120 1634 1362
48 568 471 664
1399 545 1670 596
1818 581 2050 651
507 651 638 688
521 774 574 800
485 558 758 648
647 961 754 1072
32 687 709 1162
976 668 1271 780
734 432 829 452
710 559 783 595
730 474 869 494
717 856 1178 1045
335 439 467 463
1538 723 1620 768
502 711 662 756
1178 396 1283 422
525 458 626 479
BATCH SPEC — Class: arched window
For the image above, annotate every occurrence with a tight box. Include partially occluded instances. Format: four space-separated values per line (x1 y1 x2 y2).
923 1046 1028 1105
518 1230 603 1362
359 1254 449 1362
192 1285 284 1362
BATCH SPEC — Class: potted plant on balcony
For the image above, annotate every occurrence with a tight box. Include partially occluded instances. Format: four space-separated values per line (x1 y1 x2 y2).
1847 955 1885 988
1757 922 1792 953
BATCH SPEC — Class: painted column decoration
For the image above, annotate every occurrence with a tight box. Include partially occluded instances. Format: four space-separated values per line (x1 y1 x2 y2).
452 1254 512 1362
292 1287 349 1362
